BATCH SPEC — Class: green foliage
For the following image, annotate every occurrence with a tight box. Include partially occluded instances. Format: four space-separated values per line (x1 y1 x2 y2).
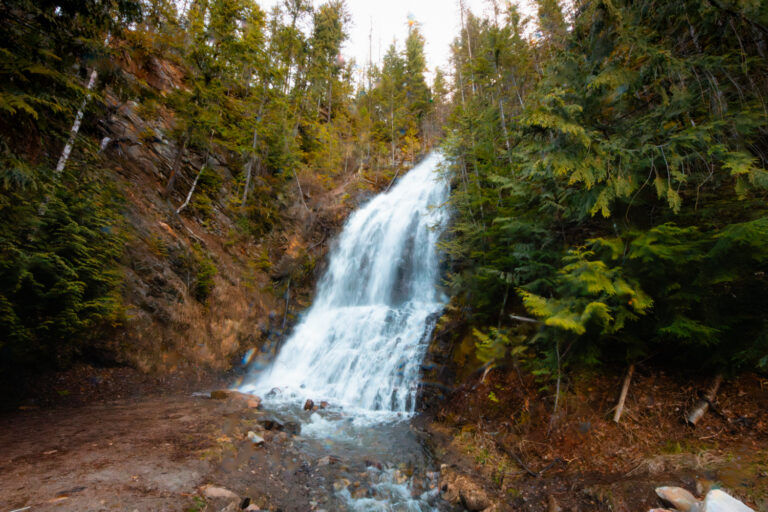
190 245 217 304
474 327 527 364
0 160 125 371
445 0 768 374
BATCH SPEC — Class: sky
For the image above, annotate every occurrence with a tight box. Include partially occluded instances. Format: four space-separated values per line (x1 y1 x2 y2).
258 0 535 79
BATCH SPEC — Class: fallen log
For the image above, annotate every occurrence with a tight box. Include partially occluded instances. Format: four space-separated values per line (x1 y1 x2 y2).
686 374 723 426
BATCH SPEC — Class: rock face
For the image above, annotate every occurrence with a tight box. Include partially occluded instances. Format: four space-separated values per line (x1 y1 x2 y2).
75 51 372 381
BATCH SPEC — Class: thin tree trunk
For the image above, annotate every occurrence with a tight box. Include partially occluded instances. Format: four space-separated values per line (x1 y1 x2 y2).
165 129 190 195
459 0 476 96
54 33 111 176
292 168 310 212
327 70 332 123
177 133 213 214
55 68 98 175
613 364 635 423
240 120 261 208
176 164 204 214
281 276 292 332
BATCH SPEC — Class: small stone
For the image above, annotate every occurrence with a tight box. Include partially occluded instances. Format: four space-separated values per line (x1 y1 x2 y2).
320 401 329 409
247 431 265 446
202 485 238 500
244 505 260 511
304 399 314 411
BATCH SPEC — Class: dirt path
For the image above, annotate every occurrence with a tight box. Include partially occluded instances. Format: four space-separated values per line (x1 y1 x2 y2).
0 391 422 512
0 395 224 511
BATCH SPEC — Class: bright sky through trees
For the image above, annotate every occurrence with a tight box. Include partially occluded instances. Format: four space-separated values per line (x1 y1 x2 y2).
259 0 534 75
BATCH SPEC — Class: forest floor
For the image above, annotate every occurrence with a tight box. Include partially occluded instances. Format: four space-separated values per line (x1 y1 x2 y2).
1 366 766 512
423 368 768 511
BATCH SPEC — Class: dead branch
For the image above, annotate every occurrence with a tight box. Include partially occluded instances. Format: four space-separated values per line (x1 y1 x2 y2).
509 314 541 324
686 374 724 426
613 364 635 423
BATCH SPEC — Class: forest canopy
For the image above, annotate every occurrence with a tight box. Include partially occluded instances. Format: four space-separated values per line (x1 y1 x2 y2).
443 0 768 376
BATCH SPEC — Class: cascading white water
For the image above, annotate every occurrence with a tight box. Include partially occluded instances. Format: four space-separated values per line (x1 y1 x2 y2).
241 153 448 416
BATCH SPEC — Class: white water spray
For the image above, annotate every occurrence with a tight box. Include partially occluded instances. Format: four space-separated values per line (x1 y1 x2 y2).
241 153 449 416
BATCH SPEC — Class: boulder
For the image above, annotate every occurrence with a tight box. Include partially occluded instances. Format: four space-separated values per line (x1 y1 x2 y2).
650 487 754 512
304 399 314 411
439 471 491 511
702 490 753 512
656 487 700 512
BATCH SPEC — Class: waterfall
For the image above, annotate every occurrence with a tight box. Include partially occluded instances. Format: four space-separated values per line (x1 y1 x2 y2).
241 153 449 416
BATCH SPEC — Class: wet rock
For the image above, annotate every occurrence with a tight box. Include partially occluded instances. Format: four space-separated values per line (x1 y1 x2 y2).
393 469 408 485
365 459 383 470
202 485 239 500
333 478 351 492
320 401 329 409
257 417 284 431
210 390 260 408
304 399 314 411
317 455 341 466
283 421 301 435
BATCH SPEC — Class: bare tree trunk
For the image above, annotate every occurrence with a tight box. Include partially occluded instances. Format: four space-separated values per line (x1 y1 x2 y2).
177 164 204 214
55 69 99 175
165 129 190 195
240 125 260 208
613 364 635 423
459 0 476 96
177 134 214 214
292 168 310 212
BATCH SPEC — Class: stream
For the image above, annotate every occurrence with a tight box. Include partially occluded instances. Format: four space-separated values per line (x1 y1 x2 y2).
239 153 450 511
